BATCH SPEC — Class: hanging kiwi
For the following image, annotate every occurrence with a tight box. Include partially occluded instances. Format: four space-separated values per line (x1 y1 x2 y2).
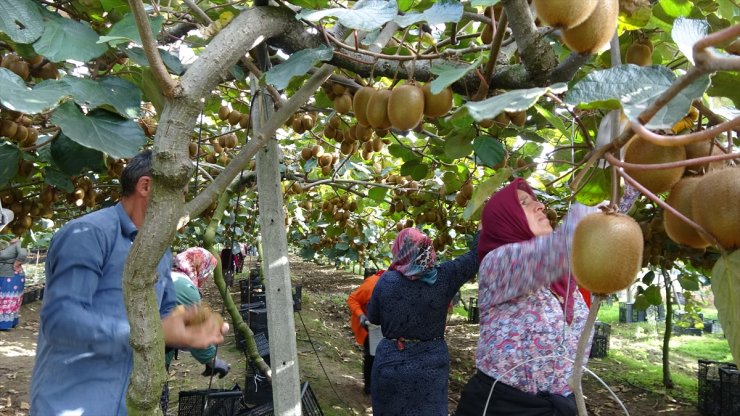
366 89 393 130
561 0 619 54
422 83 453 119
353 86 375 127
623 135 686 194
691 168 740 250
663 177 710 249
387 83 425 131
684 140 725 172
227 110 242 126
625 42 653 66
217 105 231 121
333 93 353 114
532 0 598 29
506 111 526 127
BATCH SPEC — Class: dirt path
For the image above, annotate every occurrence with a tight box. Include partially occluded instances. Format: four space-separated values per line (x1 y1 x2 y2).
0 254 701 415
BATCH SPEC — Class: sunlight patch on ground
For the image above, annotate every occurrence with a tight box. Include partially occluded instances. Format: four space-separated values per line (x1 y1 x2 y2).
0 341 36 358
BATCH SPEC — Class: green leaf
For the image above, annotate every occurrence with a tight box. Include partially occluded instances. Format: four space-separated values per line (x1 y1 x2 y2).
50 133 107 176
368 187 388 202
0 68 68 114
400 160 430 181
679 274 700 291
711 250 740 365
573 167 611 206
429 58 483 94
618 3 652 30
565 65 709 130
0 144 21 187
100 13 163 47
296 0 398 32
387 143 416 161
707 71 740 108
51 102 146 159
33 11 108 62
671 17 708 65
462 168 511 220
124 46 185 75
265 47 334 90
122 67 165 114
641 270 656 285
394 0 463 27
658 0 693 17
60 76 142 119
444 129 474 159
643 285 663 305
43 167 74 193
441 171 464 195
472 136 505 168
465 83 567 122
471 0 500 6
633 294 651 310
534 105 569 138
0 0 43 44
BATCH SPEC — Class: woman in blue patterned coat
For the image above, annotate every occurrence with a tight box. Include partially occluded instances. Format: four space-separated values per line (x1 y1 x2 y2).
366 227 479 415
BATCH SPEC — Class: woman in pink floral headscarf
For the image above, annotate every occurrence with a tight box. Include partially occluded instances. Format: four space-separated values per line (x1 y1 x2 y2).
173 247 218 289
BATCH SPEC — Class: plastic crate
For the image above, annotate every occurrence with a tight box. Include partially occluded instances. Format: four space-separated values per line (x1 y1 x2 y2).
177 388 243 416
238 304 268 336
720 366 740 416
293 284 302 312
243 382 324 416
235 330 271 359
618 302 647 323
674 326 703 336
589 335 609 358
594 321 611 337
243 364 273 409
468 297 479 324
698 359 737 416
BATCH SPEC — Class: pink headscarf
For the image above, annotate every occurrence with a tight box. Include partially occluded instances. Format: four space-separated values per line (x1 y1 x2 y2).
478 178 577 323
389 228 438 285
173 247 218 288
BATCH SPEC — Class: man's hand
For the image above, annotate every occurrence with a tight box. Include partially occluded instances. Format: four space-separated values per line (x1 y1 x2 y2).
163 306 228 349
360 314 369 328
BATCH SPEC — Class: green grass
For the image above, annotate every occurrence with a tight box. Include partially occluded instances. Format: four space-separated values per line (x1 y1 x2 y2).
672 335 734 362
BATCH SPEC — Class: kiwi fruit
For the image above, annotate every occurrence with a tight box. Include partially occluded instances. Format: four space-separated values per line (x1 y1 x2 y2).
217 105 230 121
684 140 725 172
623 135 686 194
572 212 643 294
334 93 353 114
625 42 653 66
532 0 598 29
353 86 375 127
227 110 242 126
481 24 493 44
506 111 526 127
460 182 474 200
239 114 251 129
691 168 740 249
300 147 312 160
388 84 425 131
422 83 453 119
562 0 619 53
663 177 709 249
366 89 392 130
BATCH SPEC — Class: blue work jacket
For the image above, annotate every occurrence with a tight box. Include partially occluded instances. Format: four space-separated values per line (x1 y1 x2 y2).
30 203 176 416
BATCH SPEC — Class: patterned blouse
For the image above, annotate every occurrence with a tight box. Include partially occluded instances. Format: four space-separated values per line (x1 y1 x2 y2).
476 203 597 396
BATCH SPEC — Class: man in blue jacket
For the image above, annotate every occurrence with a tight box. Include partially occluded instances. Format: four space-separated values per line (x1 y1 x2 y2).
30 150 225 415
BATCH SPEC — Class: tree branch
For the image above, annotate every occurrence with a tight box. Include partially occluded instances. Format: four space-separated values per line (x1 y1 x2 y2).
128 0 180 97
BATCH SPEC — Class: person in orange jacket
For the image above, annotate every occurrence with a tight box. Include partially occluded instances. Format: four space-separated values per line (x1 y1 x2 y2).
347 268 385 395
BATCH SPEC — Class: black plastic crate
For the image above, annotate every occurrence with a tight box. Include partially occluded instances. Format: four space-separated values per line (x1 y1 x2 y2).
647 304 665 321
293 284 302 312
243 382 323 416
720 366 740 416
594 321 611 337
236 329 271 359
178 388 243 416
618 302 647 323
674 326 703 336
238 304 268 336
589 335 609 358
468 297 479 324
703 319 724 335
698 359 737 416
243 363 273 409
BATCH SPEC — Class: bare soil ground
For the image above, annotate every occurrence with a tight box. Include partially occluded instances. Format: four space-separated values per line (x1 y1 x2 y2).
0 254 701 415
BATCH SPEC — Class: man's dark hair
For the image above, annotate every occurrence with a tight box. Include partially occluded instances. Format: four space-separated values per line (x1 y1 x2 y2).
120 149 152 197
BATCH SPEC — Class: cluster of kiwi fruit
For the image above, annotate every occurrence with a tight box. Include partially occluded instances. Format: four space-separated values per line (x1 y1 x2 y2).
0 52 59 81
0 109 40 149
217 104 251 131
285 111 317 135
64 176 100 209
454 182 475 207
319 194 358 226
477 110 527 130
298 144 340 176
0 184 64 236
533 0 619 54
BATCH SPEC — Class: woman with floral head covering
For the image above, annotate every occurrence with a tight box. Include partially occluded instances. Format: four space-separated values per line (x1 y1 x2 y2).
0 233 28 330
366 227 479 415
455 178 598 416
166 248 229 389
